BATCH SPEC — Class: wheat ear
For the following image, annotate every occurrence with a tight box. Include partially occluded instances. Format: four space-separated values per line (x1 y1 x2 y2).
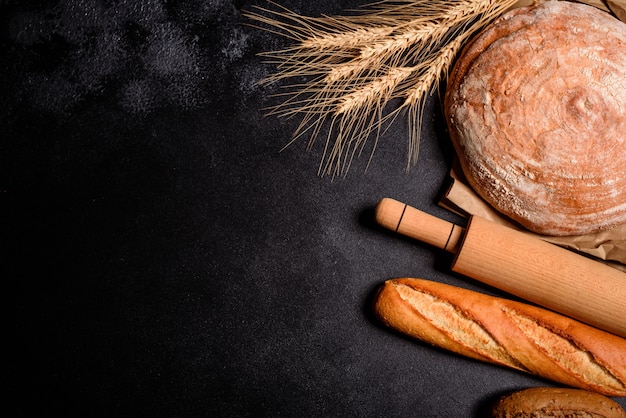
245 0 521 176
398 38 466 170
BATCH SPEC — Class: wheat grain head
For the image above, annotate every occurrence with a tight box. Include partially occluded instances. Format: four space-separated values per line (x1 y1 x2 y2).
245 0 522 176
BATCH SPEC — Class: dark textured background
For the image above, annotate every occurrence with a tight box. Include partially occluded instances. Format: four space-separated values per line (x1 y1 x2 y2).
5 1 625 416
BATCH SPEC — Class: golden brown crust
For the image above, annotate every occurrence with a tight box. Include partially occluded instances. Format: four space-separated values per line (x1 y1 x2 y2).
490 387 626 417
374 278 626 396
444 1 626 236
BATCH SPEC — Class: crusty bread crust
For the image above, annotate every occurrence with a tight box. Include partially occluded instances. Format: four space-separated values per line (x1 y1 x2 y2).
374 278 626 396
444 1 626 236
490 387 626 417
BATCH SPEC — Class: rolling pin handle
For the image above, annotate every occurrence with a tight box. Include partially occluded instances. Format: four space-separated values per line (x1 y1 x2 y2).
375 198 463 253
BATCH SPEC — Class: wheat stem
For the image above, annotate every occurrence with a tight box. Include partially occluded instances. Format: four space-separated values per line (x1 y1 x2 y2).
246 0 523 176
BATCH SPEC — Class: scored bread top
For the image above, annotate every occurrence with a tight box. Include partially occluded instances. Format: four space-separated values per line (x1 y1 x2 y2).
374 278 626 396
444 1 626 236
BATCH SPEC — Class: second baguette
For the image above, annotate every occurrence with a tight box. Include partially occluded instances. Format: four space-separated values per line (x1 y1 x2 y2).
374 278 626 397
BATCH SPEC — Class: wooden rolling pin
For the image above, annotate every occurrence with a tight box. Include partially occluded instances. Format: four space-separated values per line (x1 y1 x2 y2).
375 198 626 338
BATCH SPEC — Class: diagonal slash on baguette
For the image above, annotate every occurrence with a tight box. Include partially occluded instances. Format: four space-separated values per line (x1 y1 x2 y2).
374 278 626 396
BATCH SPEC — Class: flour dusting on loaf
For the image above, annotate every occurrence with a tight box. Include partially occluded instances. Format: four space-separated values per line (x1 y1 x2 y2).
445 1 626 236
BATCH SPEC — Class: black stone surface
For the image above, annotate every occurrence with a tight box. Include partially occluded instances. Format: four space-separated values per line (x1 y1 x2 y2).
5 1 625 416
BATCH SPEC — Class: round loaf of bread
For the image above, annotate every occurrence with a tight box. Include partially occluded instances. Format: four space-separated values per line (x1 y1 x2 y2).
444 1 626 236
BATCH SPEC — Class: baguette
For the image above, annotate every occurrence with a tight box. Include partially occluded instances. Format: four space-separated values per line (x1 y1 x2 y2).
490 387 626 418
374 278 626 397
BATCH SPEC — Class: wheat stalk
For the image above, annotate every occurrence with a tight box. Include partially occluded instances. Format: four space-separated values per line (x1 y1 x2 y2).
400 37 467 170
245 0 523 176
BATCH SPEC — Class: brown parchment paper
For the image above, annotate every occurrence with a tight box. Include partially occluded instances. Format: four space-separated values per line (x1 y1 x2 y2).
439 161 626 272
